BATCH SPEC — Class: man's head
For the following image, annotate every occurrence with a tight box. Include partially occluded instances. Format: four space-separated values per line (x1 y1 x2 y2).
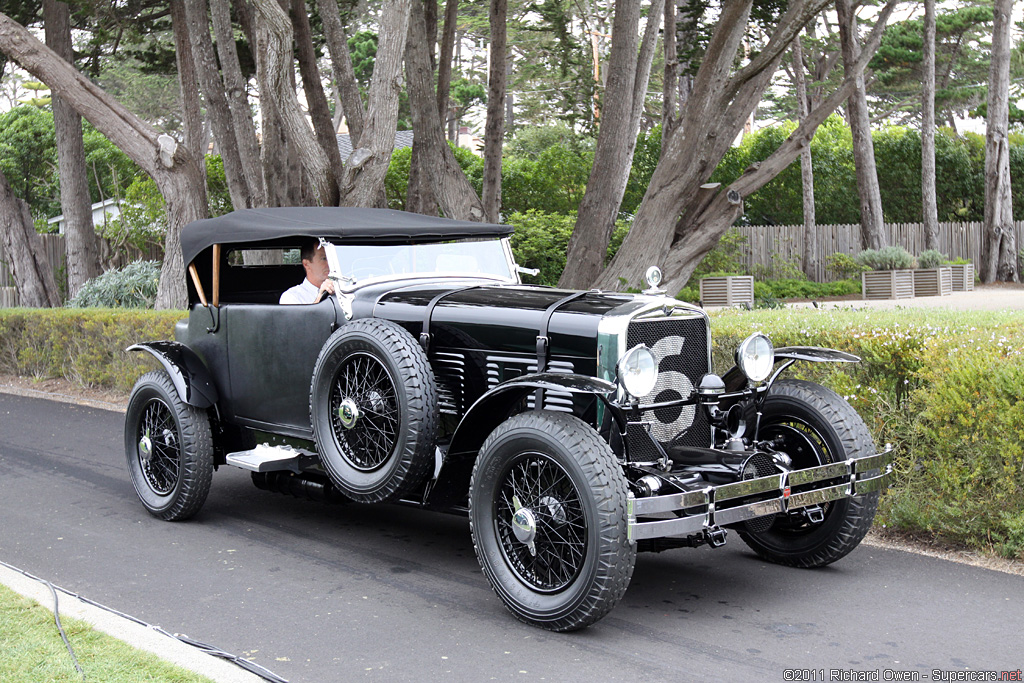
301 238 330 287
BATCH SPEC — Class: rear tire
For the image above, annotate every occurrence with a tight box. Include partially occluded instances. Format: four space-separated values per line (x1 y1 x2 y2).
739 379 879 567
470 411 635 631
124 370 214 521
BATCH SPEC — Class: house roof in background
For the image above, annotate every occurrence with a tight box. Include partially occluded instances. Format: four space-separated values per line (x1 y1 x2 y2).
336 130 414 160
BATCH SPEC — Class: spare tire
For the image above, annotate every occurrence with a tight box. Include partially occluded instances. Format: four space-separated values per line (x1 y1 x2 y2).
310 318 439 503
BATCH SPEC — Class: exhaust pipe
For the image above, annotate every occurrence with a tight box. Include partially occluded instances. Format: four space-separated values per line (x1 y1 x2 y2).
251 471 349 504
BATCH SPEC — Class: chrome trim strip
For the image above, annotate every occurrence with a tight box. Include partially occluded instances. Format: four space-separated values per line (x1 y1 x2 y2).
629 514 708 541
786 482 851 510
715 473 785 501
854 468 894 495
714 498 785 526
852 453 889 474
787 461 850 487
630 489 710 516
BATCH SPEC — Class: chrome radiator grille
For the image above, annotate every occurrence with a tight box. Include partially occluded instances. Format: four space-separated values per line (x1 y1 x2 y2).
626 316 711 457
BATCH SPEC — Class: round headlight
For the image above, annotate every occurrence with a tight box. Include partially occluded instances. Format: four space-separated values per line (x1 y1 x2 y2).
617 344 658 398
736 333 775 383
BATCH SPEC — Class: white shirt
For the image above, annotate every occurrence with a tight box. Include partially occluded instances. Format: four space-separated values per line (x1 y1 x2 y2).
279 278 320 305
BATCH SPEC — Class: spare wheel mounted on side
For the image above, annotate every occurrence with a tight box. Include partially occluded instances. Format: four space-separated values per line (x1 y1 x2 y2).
310 318 439 503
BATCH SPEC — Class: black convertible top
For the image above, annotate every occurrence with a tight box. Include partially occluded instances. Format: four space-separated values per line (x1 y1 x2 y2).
180 207 513 265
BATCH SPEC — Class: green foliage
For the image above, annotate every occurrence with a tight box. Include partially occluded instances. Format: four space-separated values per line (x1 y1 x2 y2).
856 246 915 271
0 308 180 390
67 261 161 309
917 249 947 269
506 210 627 286
753 278 861 300
0 106 59 218
690 228 750 279
825 252 867 280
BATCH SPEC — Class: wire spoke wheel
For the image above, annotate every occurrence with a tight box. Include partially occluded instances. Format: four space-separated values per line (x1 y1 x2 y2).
495 453 587 592
124 370 214 521
330 352 400 471
137 399 181 495
470 411 635 631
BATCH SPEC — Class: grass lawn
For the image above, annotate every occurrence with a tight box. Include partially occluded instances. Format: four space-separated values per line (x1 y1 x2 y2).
0 583 215 683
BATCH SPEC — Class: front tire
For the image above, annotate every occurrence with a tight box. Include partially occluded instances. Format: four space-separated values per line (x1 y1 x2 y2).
739 379 879 567
124 370 214 521
470 411 636 631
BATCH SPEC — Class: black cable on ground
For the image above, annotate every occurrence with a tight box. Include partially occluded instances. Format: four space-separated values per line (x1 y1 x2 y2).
44 580 86 681
0 560 288 683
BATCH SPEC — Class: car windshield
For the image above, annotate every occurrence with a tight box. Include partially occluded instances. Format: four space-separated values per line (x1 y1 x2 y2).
325 237 516 285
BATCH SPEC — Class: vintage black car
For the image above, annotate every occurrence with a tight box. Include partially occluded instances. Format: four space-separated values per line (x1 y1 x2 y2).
125 207 892 631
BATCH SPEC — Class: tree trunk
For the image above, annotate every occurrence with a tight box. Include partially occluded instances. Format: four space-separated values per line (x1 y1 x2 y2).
340 0 412 207
170 0 205 160
403 0 483 220
981 0 1018 283
559 0 661 288
482 0 507 223
183 0 252 211
292 0 344 206
405 0 438 215
0 11 209 309
210 0 265 205
792 35 817 279
45 0 100 299
436 0 458 124
921 0 939 251
0 168 61 307
836 0 886 250
251 0 335 206
315 0 365 147
592 0 897 294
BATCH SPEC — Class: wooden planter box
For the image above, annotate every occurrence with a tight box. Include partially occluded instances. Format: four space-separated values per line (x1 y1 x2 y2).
950 263 975 291
0 287 17 308
700 276 754 307
862 270 915 300
913 267 953 297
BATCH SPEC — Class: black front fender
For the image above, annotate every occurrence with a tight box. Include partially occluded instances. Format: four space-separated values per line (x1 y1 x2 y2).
127 341 218 409
426 372 616 508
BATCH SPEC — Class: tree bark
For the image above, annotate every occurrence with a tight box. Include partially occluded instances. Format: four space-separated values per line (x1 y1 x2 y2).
981 0 1018 283
0 11 209 309
921 0 938 251
559 0 662 288
292 0 344 206
836 0 886 250
170 0 205 160
482 0 507 223
405 0 438 216
251 0 335 206
792 34 817 279
44 0 100 299
592 0 896 294
0 168 61 307
210 0 265 205
436 0 458 125
403 0 484 220
340 0 412 207
315 0 365 146
184 0 252 211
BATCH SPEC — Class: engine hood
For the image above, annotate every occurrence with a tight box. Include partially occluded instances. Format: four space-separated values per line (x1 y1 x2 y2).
366 282 636 359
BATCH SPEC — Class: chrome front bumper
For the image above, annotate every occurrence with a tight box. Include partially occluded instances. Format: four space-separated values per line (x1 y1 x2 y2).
627 448 893 541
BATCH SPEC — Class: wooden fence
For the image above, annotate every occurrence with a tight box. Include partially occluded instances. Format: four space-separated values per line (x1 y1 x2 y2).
0 234 163 304
735 220 1024 282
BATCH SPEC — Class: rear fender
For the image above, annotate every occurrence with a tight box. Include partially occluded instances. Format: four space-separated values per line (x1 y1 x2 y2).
127 341 218 409
426 372 618 508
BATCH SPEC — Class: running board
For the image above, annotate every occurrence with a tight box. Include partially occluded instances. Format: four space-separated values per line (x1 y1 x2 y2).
225 444 317 474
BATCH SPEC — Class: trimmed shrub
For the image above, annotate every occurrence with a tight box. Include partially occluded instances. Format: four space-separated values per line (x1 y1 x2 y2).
917 249 947 269
68 261 161 309
855 246 915 271
0 308 181 390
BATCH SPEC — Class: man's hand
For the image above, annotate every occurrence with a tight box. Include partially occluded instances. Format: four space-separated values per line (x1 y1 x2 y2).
314 278 336 304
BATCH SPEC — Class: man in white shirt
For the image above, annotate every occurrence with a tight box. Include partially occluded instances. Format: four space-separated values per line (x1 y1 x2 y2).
280 239 337 305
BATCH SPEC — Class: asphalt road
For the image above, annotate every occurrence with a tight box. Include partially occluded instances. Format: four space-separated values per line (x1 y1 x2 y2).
1 392 1021 683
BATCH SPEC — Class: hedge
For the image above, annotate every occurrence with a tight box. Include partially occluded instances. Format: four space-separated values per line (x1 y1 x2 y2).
0 308 180 391
2 306 1021 559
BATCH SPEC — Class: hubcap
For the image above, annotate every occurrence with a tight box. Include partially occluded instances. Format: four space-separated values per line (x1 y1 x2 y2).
511 495 538 556
337 397 362 429
138 434 153 462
